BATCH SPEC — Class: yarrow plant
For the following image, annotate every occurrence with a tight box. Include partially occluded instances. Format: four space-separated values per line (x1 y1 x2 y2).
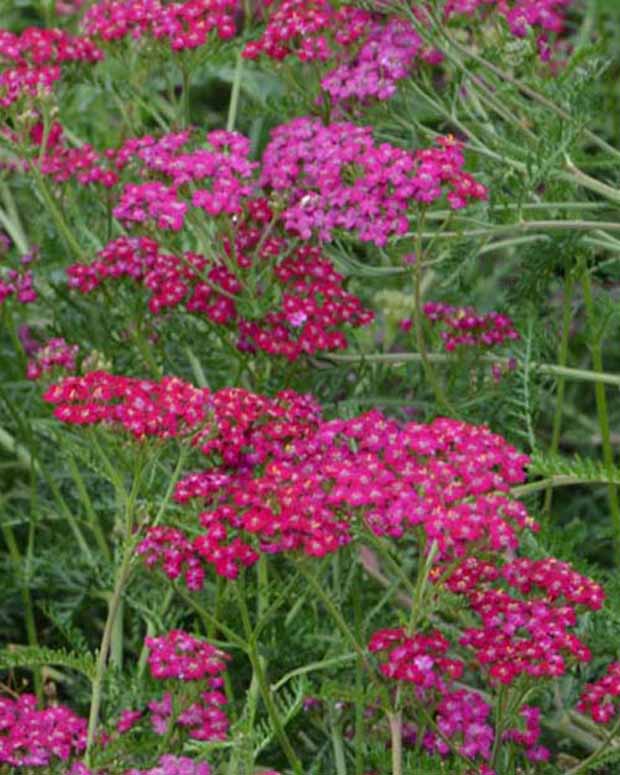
2 0 620 774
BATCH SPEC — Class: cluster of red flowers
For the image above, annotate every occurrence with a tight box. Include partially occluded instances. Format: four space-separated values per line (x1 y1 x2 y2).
115 630 229 744
145 630 230 681
430 553 604 685
0 27 102 107
578 662 620 724
503 706 549 763
369 628 463 688
460 587 592 684
66 217 373 360
83 0 238 51
58 375 529 577
260 120 487 245
43 371 210 438
35 125 118 188
244 2 441 105
242 0 373 63
0 694 86 767
423 301 520 351
26 337 79 381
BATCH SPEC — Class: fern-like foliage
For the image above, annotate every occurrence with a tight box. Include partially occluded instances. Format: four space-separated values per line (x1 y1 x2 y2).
252 677 306 757
0 645 97 681
529 451 620 486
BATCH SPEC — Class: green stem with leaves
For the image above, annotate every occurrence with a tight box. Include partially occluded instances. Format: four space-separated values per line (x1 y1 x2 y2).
85 544 134 762
581 268 620 566
234 577 303 775
544 275 574 515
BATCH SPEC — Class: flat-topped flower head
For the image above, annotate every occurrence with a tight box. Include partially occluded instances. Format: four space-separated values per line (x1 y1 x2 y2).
261 119 487 245
84 0 238 51
0 694 87 767
145 630 230 681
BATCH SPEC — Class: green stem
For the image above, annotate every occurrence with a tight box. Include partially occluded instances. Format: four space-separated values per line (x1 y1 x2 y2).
513 475 619 498
581 269 620 566
296 562 368 666
388 711 403 775
181 64 191 128
1 521 43 701
330 715 348 775
353 569 365 775
565 714 620 775
324 352 620 388
412 212 455 414
85 544 134 761
29 164 83 261
402 221 620 242
234 579 303 775
543 275 574 515
226 53 244 132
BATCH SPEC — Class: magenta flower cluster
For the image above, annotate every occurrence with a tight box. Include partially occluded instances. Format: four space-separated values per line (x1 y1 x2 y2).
321 17 442 104
83 0 238 51
368 629 549 768
578 662 620 724
109 630 231 744
26 337 79 380
0 694 87 767
422 301 520 351
66 226 372 360
369 628 464 688
260 119 487 245
0 27 102 107
125 755 212 775
145 630 230 682
0 247 39 306
70 755 212 775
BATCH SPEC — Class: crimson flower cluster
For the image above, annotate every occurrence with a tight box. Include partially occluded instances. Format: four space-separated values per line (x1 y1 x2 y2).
26 337 79 380
244 2 441 105
422 301 520 351
138 382 530 578
430 554 604 686
0 694 87 767
503 706 549 763
578 662 620 724
369 628 463 689
113 631 230 746
35 122 118 188
66 214 373 360
260 119 487 245
43 371 210 438
242 0 373 63
83 0 238 51
0 27 102 107
145 630 230 682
